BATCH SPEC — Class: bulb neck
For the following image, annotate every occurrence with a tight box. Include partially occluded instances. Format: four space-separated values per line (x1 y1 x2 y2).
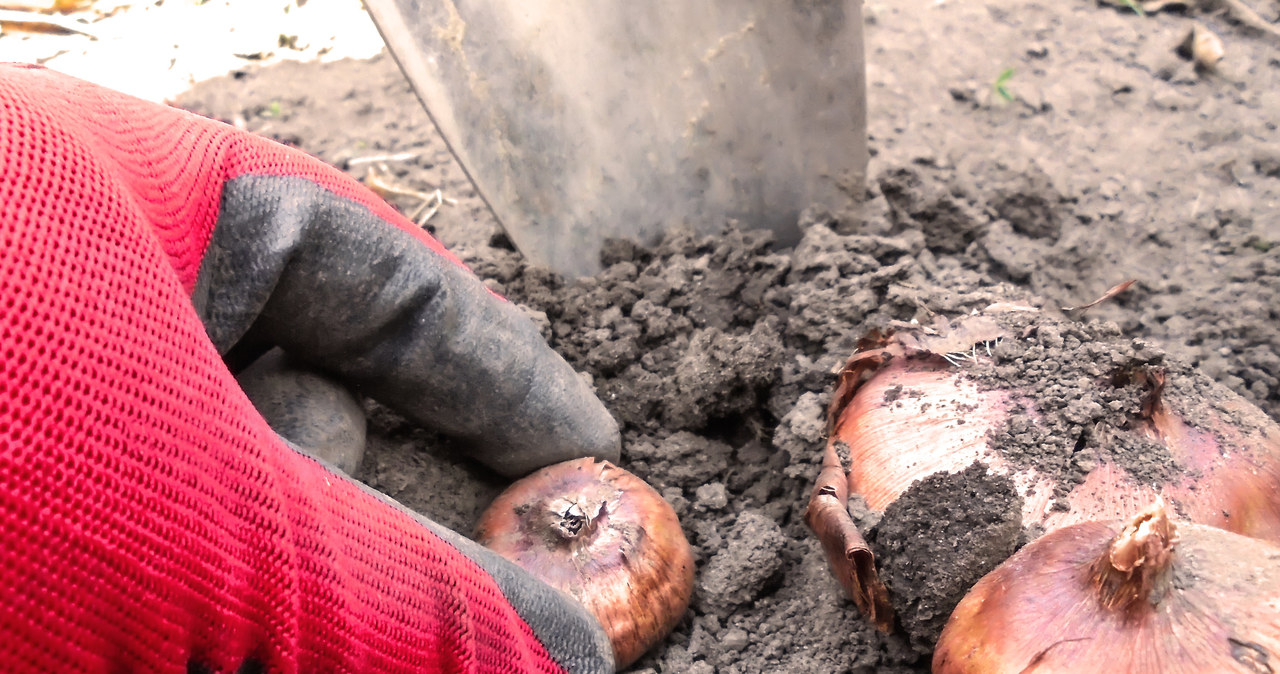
545 497 604 542
1091 502 1178 612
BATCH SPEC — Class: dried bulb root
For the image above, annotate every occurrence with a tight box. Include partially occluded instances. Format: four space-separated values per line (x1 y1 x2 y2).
475 458 695 669
934 502 1280 673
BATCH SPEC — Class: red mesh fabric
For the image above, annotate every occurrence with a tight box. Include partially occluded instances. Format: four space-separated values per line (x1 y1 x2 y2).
0 64 564 673
1 63 463 293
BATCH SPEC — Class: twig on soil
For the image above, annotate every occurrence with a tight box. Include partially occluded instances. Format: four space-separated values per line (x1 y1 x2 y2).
407 188 455 226
1103 0 1280 43
362 165 457 226
1062 279 1136 318
1208 0 1280 42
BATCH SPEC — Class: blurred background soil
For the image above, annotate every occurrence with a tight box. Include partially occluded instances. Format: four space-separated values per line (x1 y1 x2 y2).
10 0 1280 671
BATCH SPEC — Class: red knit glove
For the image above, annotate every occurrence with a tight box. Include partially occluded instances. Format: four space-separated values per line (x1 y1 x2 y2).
0 64 618 673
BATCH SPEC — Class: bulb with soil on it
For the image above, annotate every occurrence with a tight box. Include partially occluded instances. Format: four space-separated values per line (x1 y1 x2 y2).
806 303 1280 649
934 500 1280 673
475 457 695 669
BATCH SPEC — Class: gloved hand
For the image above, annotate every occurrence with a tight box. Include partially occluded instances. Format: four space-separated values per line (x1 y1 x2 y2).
0 64 619 673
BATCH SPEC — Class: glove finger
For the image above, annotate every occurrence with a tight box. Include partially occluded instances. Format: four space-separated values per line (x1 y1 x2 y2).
236 348 368 475
194 175 621 478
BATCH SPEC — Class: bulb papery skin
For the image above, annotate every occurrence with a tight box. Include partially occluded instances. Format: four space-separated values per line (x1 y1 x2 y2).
933 513 1280 674
837 356 1173 535
841 358 1013 512
1144 399 1280 542
475 457 695 669
832 321 1280 545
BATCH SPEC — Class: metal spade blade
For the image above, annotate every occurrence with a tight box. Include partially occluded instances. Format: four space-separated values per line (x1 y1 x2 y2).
365 1 868 277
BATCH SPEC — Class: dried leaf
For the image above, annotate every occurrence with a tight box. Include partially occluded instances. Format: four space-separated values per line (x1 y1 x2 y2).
1063 279 1136 316
0 0 92 13
805 440 895 631
899 315 1005 357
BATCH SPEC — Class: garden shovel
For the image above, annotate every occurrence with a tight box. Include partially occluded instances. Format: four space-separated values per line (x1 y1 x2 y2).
364 1 868 277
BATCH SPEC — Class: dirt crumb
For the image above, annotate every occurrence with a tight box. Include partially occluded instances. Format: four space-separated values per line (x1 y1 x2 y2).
697 510 787 614
870 462 1022 651
972 311 1180 492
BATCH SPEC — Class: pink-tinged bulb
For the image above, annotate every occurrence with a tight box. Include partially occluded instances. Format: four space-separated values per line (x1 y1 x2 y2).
475 458 695 669
935 502 1280 673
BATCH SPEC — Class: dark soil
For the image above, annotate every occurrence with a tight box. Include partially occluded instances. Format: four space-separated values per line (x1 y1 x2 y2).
176 1 1280 671
870 463 1022 651
967 310 1182 490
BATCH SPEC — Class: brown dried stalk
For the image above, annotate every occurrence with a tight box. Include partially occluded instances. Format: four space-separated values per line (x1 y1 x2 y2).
1062 279 1136 318
805 437 895 631
1091 500 1178 612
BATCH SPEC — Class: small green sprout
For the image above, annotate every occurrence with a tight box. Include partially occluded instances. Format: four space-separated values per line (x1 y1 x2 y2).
1121 0 1147 16
994 68 1016 103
